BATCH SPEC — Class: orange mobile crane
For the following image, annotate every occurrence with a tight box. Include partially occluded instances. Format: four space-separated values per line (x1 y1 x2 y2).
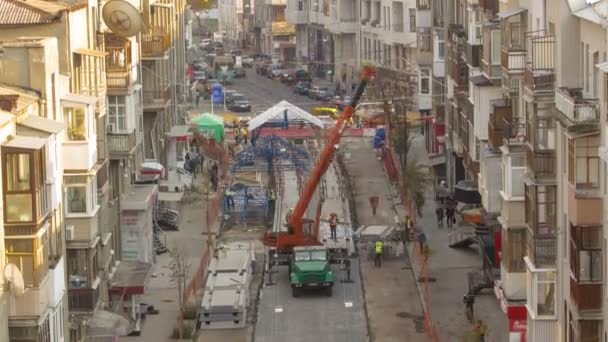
263 65 376 251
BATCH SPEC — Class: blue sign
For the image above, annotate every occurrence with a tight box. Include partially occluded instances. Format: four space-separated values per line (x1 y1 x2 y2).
212 83 223 105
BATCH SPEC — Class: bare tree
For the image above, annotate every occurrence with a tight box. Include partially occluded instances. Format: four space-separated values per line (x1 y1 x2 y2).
169 247 192 311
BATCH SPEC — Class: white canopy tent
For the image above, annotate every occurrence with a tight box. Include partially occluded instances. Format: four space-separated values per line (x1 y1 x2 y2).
248 100 324 131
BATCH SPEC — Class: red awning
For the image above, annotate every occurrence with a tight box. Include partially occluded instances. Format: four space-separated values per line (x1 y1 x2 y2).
109 261 152 296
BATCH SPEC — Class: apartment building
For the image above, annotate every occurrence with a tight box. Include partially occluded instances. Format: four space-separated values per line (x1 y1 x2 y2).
0 37 68 342
286 0 357 88
219 0 246 48
256 0 296 64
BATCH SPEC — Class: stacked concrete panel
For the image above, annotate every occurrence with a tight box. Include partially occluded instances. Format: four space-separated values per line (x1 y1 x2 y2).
199 243 254 329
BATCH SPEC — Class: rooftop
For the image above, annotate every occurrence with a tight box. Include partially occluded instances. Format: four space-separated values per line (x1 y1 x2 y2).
0 0 68 25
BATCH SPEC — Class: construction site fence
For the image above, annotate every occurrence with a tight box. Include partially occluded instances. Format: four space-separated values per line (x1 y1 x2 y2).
383 123 439 342
177 137 231 338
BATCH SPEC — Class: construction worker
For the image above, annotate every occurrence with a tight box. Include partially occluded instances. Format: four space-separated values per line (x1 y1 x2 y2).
403 215 413 242
374 239 383 268
268 188 276 214
329 213 338 240
233 124 240 145
240 126 248 145
224 187 235 210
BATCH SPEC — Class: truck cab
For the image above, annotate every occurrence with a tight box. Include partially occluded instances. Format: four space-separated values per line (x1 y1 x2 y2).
289 246 334 297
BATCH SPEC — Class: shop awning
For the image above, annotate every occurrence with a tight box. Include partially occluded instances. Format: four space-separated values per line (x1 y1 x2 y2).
109 261 153 296
169 125 191 141
19 115 64 134
158 191 184 202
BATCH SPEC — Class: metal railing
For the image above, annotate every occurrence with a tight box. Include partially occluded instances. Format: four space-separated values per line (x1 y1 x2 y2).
68 287 100 312
527 147 556 179
501 48 526 72
106 67 130 89
555 87 600 123
528 234 556 267
416 0 430 10
108 130 136 154
502 118 527 145
141 29 171 58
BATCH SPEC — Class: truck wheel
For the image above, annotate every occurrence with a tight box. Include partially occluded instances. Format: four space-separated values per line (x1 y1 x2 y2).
292 288 300 298
325 287 333 297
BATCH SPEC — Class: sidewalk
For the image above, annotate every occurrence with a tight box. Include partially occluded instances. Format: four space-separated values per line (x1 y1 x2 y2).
129 173 221 341
342 137 427 342
396 134 510 341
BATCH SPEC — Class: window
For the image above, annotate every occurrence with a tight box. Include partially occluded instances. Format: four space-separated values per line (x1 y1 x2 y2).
503 229 527 272
108 96 127 131
419 33 431 52
298 0 303 10
529 269 556 317
420 69 430 94
5 152 33 222
64 107 87 141
570 226 602 283
409 9 416 32
5 234 48 287
525 185 556 235
491 30 501 65
64 175 97 215
567 136 600 188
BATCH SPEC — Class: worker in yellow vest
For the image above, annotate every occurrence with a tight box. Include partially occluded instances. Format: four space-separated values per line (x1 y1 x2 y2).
233 124 240 145
240 126 248 145
374 240 383 268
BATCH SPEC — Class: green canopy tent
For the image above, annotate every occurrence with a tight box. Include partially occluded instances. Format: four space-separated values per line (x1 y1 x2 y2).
191 112 225 141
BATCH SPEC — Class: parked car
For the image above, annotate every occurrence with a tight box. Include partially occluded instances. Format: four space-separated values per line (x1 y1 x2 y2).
309 85 331 100
223 90 239 103
294 69 312 82
241 56 254 68
235 67 246 78
293 81 312 95
280 70 296 84
227 95 251 112
318 88 334 101
269 68 284 79
256 62 271 75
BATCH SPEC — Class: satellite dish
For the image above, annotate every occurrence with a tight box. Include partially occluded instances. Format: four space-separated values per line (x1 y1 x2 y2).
102 0 143 38
3 264 25 297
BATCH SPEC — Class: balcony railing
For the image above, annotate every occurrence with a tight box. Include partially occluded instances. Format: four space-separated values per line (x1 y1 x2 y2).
524 33 555 92
8 278 49 317
108 130 137 156
502 118 527 145
416 0 430 10
68 287 100 313
501 48 526 73
481 59 501 79
527 234 556 267
465 42 481 68
141 29 171 58
570 277 602 312
143 84 172 108
106 67 131 89
555 87 600 124
527 147 556 179
488 100 511 149
448 47 467 86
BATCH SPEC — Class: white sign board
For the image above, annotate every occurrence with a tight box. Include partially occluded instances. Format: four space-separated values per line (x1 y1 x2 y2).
235 56 243 68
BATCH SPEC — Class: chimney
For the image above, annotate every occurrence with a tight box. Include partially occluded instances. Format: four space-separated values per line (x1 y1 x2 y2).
0 95 19 112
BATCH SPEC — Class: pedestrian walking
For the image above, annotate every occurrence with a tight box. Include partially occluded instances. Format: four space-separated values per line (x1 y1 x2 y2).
436 206 444 227
403 215 413 243
446 207 456 228
417 230 427 253
374 239 383 268
463 294 475 323
268 188 276 214
369 196 379 216
233 124 240 145
329 213 338 240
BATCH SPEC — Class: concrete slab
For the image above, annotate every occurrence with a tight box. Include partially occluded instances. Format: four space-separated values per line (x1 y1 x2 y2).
254 261 368 342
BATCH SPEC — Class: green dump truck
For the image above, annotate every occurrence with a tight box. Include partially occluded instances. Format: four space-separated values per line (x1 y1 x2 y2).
289 246 334 297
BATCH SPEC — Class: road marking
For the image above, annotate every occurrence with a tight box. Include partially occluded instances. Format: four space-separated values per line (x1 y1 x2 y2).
274 307 283 313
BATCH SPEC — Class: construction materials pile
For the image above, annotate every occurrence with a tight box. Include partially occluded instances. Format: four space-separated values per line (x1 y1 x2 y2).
199 242 255 329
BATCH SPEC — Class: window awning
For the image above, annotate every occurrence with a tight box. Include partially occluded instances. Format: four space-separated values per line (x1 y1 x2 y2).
109 261 153 296
158 191 184 202
3 136 46 150
74 48 107 58
61 93 97 107
499 7 527 19
19 115 64 134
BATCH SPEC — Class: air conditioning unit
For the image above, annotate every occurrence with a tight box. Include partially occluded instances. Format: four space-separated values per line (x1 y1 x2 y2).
66 225 75 241
107 123 116 133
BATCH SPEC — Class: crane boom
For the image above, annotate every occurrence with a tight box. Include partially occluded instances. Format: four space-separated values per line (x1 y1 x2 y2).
263 66 376 250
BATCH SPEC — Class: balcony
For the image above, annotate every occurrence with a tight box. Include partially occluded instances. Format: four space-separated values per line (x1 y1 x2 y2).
524 33 555 93
48 255 66 305
68 287 100 313
488 100 512 149
143 84 172 110
555 87 600 125
465 42 481 68
527 235 556 268
8 277 49 317
526 148 555 179
567 186 602 227
501 48 526 74
108 130 137 158
141 29 171 59
479 0 498 13
481 59 501 79
570 277 602 312
502 118 527 145
63 139 97 171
